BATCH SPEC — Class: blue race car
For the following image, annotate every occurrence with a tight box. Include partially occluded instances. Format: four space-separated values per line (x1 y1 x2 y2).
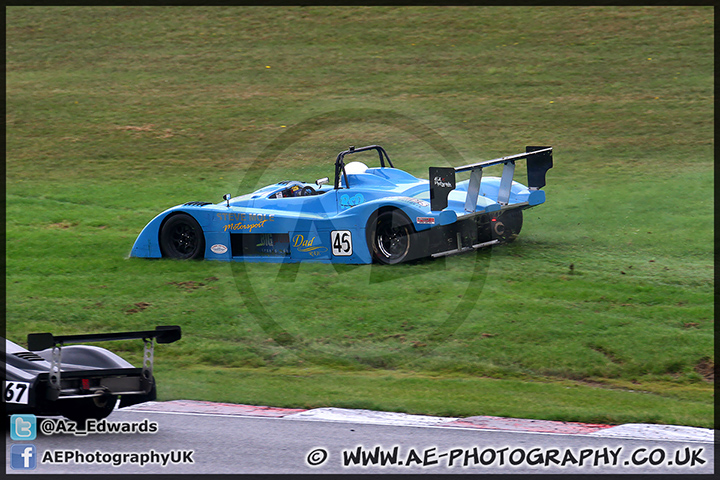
130 145 552 265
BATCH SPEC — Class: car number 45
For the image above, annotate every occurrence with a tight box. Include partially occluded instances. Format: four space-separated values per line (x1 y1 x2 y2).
4 381 30 404
331 231 352 256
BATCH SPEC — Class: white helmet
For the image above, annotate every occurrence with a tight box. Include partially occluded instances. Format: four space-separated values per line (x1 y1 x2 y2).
344 161 368 175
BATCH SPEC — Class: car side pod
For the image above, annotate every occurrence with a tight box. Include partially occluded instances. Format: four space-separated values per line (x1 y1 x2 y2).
27 326 181 401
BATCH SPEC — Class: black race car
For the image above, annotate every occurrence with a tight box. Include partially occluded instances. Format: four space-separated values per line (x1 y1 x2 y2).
3 326 180 424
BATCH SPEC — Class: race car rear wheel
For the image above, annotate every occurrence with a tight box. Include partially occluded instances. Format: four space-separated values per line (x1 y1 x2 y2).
491 209 523 244
159 213 205 259
368 210 419 265
58 394 117 426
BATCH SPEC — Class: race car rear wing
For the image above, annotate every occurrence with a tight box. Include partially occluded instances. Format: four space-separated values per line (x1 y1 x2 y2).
27 325 182 351
27 326 181 396
429 146 553 212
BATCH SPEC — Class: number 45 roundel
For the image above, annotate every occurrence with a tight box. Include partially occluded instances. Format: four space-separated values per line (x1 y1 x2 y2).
331 231 352 256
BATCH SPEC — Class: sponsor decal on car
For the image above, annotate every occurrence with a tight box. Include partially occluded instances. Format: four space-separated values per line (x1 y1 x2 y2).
219 212 276 233
210 244 228 254
416 217 435 225
389 196 431 208
224 222 271 233
291 235 328 257
340 193 365 210
216 212 275 222
433 176 453 188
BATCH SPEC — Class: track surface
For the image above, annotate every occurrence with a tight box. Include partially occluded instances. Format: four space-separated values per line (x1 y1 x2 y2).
6 400 714 475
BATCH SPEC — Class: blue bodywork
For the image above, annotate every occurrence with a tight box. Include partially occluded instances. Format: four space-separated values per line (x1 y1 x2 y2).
130 145 552 264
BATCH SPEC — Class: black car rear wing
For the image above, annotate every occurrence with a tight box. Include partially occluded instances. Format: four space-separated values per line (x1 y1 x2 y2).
27 326 181 396
429 146 553 212
27 325 181 351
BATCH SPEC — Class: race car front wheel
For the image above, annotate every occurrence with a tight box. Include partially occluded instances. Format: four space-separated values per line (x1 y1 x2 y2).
368 210 421 265
159 213 205 259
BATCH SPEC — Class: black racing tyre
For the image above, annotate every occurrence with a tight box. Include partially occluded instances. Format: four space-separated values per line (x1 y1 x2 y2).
57 395 117 426
367 210 420 265
159 213 205 259
491 209 523 244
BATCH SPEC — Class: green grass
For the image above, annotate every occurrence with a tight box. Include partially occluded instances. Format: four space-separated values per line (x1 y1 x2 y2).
5 6 714 428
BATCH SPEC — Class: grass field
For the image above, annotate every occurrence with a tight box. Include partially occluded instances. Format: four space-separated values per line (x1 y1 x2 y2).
5 6 714 428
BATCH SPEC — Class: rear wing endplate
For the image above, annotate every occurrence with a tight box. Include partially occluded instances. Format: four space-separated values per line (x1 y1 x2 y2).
430 146 553 212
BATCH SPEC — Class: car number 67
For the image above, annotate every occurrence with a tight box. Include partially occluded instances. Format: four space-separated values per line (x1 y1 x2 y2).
4 381 30 404
331 231 352 256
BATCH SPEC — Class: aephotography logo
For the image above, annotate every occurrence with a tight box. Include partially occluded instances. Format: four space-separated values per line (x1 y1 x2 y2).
230 109 493 366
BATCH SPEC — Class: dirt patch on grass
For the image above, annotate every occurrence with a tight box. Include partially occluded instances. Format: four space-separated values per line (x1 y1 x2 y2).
589 345 624 364
168 277 219 291
694 357 714 383
47 221 77 229
117 124 155 132
116 124 177 139
169 281 205 290
125 302 152 314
